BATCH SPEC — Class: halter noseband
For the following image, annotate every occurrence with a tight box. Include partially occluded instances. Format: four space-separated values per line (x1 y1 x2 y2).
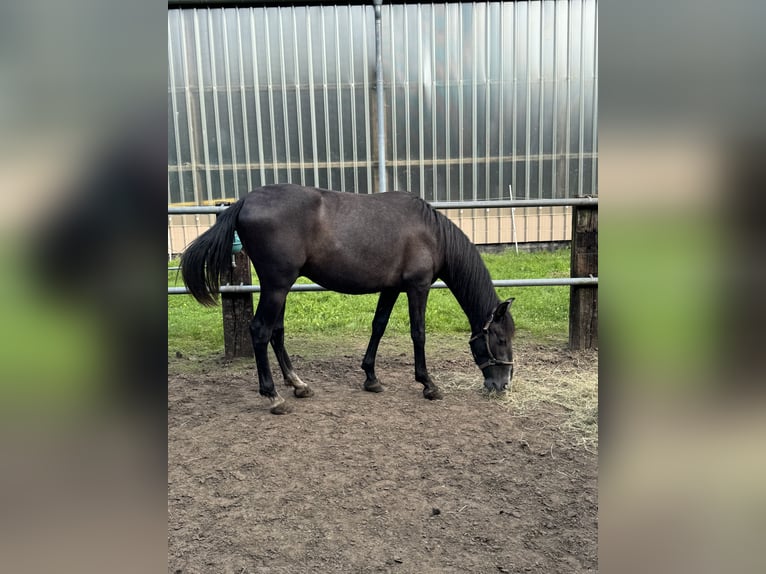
469 316 514 370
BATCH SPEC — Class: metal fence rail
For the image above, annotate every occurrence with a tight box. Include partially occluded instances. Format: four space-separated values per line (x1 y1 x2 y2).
167 196 598 215
168 276 598 296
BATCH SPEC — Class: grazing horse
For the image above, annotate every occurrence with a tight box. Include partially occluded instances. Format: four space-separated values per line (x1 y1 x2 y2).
180 184 515 414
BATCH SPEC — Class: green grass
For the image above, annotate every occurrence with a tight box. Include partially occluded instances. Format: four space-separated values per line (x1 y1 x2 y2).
168 248 573 355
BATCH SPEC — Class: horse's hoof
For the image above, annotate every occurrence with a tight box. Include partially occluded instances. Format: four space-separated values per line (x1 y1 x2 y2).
293 386 314 398
270 401 291 415
423 387 443 400
363 380 384 393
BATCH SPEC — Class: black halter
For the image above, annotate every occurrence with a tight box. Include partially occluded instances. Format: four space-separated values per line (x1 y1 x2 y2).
469 316 514 370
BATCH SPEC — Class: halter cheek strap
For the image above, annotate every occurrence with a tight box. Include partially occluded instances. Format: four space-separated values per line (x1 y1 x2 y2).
469 317 514 370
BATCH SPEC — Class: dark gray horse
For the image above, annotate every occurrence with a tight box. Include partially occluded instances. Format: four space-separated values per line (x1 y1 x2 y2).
180 184 514 414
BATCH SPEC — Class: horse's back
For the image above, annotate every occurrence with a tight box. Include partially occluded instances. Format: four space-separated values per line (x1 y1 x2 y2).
239 183 323 223
236 184 442 293
239 184 432 236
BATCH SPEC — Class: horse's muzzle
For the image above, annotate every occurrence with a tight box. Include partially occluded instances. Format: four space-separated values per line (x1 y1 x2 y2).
483 365 513 393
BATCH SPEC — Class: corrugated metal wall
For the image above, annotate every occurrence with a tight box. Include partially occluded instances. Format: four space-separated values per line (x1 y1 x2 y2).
168 1 597 205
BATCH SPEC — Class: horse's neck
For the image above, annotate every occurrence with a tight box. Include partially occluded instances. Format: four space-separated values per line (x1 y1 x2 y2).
440 243 500 334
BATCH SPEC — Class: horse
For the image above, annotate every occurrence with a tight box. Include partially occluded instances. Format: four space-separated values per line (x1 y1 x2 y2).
180 184 515 414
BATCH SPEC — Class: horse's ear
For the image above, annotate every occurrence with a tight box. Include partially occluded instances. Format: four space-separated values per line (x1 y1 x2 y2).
493 297 515 320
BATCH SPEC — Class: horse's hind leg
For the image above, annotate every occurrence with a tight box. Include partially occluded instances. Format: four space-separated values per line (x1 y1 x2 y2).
361 289 399 393
270 303 313 398
250 288 292 414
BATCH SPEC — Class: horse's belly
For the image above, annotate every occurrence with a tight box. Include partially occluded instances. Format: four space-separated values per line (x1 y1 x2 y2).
300 210 437 293
301 263 400 295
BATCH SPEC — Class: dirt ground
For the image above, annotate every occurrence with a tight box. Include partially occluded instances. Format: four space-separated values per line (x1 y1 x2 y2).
168 336 598 573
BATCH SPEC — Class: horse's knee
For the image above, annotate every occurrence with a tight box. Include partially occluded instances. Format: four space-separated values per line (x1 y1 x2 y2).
249 319 271 343
371 316 388 336
270 326 285 344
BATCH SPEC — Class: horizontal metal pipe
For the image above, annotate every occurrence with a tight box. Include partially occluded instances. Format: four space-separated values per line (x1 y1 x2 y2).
168 276 598 295
167 197 598 215
430 198 598 209
168 205 229 214
165 151 599 173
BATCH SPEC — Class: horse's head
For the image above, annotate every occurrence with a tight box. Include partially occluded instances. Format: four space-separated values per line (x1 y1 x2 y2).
470 298 515 393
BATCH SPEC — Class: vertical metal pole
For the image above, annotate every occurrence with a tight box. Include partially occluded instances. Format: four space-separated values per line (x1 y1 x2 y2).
333 7 345 191
168 16 184 204
250 8 267 187
349 8 359 192
374 0 386 193
207 11 226 200
361 8 373 193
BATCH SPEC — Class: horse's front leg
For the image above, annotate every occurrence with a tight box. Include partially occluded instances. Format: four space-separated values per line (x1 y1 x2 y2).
361 289 399 393
406 287 443 400
250 288 291 414
270 303 313 398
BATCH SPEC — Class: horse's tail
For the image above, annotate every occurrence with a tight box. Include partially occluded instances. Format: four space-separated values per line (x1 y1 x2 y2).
180 197 247 306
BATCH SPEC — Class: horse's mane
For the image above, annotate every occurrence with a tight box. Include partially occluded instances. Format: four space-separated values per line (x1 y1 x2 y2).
410 196 500 331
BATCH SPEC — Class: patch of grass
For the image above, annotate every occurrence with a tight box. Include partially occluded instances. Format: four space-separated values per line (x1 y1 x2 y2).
167 295 225 357
168 248 573 355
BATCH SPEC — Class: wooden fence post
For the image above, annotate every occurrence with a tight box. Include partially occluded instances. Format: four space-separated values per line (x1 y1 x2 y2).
215 203 254 359
569 203 598 349
221 249 254 358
